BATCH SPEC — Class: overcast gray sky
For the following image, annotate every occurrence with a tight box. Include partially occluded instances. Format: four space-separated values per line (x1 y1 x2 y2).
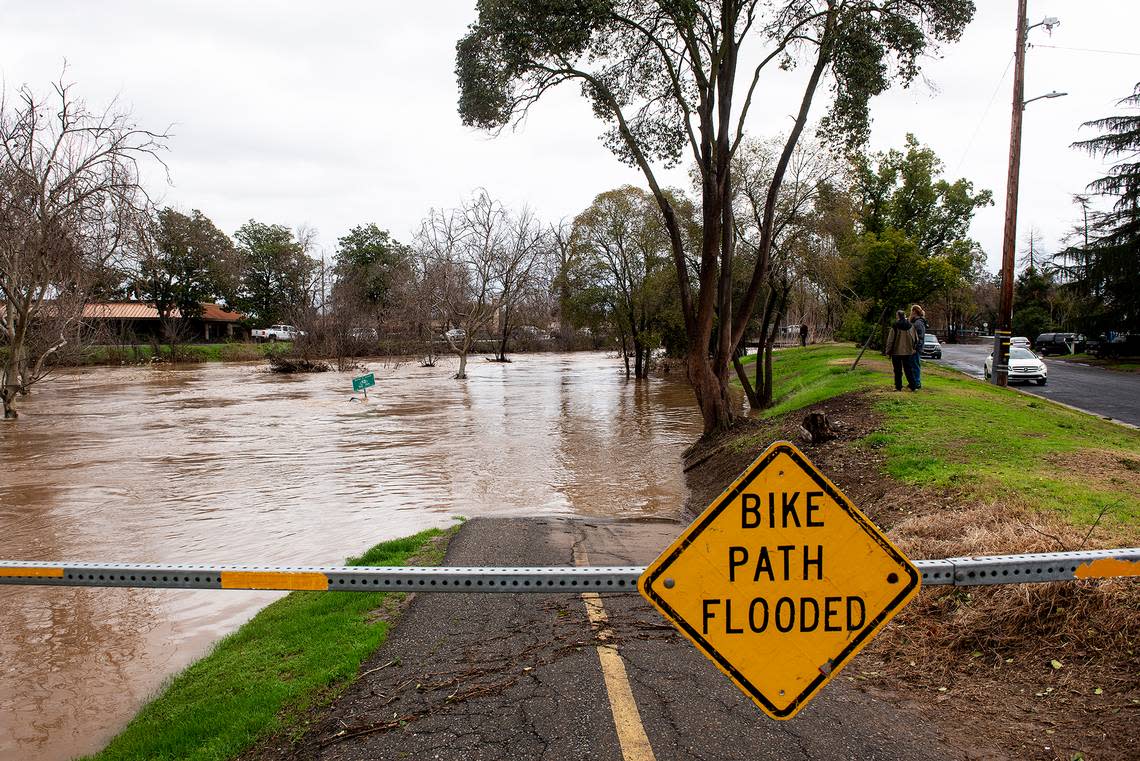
3 1 1137 273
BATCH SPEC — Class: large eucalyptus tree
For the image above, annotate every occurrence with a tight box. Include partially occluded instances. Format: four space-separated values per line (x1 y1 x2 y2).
456 0 975 432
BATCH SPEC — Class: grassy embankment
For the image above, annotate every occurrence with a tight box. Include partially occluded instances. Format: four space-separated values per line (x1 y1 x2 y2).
75 342 287 366
734 345 1138 759
738 344 1140 528
85 525 457 761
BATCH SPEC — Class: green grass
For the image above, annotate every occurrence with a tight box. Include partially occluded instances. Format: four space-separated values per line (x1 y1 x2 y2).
870 367 1140 526
739 345 1140 528
738 345 881 418
85 525 457 761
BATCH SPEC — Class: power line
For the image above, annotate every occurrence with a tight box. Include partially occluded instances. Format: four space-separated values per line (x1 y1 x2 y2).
954 53 1015 173
1032 43 1140 58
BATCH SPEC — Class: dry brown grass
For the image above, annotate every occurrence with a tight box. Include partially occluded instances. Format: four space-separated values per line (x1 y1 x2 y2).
1044 448 1140 496
868 496 1140 759
687 393 1140 759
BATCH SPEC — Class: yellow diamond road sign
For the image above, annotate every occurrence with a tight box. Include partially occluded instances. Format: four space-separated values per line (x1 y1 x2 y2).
639 440 920 720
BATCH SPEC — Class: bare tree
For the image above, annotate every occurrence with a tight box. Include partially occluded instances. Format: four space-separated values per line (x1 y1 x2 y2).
1018 226 1045 273
491 207 548 362
732 134 844 407
550 220 578 348
407 250 448 367
1 79 165 419
417 190 545 379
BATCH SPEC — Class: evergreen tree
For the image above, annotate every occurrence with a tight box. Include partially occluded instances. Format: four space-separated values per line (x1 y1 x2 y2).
1068 82 1140 331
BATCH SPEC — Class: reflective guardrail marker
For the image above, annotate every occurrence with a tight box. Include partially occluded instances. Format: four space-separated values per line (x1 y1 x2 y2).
0 566 64 579
639 440 920 720
220 571 329 591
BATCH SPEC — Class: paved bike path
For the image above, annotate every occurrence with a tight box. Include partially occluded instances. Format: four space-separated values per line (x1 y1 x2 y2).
250 517 981 761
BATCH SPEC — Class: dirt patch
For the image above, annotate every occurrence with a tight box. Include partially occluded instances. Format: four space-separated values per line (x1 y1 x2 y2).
683 392 1140 761
1045 449 1140 497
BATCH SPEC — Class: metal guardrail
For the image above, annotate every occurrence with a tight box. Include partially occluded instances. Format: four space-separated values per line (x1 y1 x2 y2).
0 548 1136 592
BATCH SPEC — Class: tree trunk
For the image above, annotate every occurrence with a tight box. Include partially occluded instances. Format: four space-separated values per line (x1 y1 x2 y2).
851 306 891 371
2 350 21 420
633 338 644 379
687 349 735 435
1 388 16 419
456 347 468 379
496 326 509 362
749 282 788 408
496 304 511 361
559 280 573 349
761 344 775 407
620 332 631 378
732 353 759 408
747 284 780 410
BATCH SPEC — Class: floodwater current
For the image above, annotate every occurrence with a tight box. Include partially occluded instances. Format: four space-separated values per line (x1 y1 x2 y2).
0 352 702 760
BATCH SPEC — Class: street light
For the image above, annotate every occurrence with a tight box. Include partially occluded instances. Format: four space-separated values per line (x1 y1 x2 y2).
1023 91 1068 108
1031 16 1060 32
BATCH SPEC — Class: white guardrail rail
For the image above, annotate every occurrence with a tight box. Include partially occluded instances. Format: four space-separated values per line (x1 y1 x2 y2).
0 548 1137 592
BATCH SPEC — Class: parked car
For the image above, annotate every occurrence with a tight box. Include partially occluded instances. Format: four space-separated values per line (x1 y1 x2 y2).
517 325 552 340
444 328 466 342
920 334 942 359
1034 332 1084 356
1090 332 1139 359
252 324 303 342
350 327 378 341
984 346 1047 385
1010 336 1031 348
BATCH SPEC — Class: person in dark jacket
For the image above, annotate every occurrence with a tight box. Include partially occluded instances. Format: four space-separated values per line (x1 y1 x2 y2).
884 310 918 391
799 323 808 347
910 304 927 389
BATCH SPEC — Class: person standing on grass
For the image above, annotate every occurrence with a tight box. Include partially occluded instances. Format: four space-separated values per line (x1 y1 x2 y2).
910 304 927 389
799 322 808 347
884 310 918 391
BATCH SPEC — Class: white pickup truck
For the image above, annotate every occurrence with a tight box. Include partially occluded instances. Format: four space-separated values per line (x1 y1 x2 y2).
251 324 303 342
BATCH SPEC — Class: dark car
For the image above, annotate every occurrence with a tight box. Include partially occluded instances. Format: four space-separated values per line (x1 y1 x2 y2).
1091 332 1139 359
1034 332 1084 356
920 334 942 359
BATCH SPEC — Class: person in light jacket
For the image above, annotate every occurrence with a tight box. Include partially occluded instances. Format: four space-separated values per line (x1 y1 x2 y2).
910 304 927 389
884 310 918 391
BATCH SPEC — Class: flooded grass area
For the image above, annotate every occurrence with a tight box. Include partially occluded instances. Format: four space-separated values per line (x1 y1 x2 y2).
0 353 701 760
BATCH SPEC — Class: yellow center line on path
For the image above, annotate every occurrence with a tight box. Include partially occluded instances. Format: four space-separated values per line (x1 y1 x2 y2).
574 543 657 761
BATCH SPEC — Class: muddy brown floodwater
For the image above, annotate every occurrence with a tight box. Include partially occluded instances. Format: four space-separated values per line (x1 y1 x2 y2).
0 352 702 760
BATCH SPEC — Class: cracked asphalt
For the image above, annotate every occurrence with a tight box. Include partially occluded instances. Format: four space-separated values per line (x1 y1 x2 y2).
257 518 981 760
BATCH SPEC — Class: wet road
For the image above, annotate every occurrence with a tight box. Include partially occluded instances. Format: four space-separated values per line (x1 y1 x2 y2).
934 343 1140 426
0 354 702 760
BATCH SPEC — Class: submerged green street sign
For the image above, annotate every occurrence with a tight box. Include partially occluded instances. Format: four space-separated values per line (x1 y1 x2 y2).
352 373 375 393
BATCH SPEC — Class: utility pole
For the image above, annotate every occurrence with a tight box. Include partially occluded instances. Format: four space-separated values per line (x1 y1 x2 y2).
992 2 1063 386
992 0 1029 387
